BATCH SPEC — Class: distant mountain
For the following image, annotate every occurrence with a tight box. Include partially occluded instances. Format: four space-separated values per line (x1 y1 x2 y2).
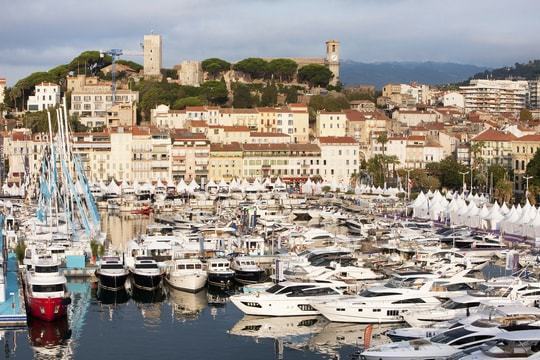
340 61 487 89
470 60 540 81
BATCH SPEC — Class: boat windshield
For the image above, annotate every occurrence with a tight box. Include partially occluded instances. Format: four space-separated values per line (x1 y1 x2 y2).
385 277 422 289
35 265 59 273
431 327 474 344
136 264 158 269
442 300 480 309
32 284 65 292
266 284 285 293
359 289 401 297
102 264 124 270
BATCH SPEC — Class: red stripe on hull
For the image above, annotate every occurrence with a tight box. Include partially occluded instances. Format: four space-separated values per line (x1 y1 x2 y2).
27 297 68 322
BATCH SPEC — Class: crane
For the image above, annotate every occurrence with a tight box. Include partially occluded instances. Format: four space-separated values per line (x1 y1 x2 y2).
100 49 123 103
100 44 144 103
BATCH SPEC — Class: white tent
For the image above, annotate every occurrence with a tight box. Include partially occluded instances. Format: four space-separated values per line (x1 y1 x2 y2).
176 179 187 193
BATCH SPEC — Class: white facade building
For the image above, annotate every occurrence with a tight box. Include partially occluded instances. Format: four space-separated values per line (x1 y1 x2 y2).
315 111 346 137
442 91 465 108
27 82 61 112
460 79 529 114
0 78 6 104
318 137 359 183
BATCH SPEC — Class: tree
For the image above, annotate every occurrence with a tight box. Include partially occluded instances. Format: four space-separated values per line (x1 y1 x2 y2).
173 97 206 110
233 58 269 79
520 108 533 122
232 84 256 108
283 87 299 104
495 179 513 204
487 164 507 191
202 58 231 79
297 64 333 88
267 59 298 82
200 80 228 105
425 156 468 190
260 83 278 106
526 148 540 188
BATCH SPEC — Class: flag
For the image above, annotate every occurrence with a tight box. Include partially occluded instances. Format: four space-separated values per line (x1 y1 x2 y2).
364 324 373 349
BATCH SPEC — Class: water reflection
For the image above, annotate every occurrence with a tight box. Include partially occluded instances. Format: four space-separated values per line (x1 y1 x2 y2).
166 287 207 322
28 318 72 359
230 316 396 358
96 287 130 305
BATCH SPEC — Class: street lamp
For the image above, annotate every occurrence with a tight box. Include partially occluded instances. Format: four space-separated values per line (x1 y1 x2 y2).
524 175 533 200
459 171 469 194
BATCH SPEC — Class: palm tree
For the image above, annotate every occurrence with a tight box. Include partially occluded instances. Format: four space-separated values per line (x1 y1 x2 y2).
376 132 389 183
495 179 513 204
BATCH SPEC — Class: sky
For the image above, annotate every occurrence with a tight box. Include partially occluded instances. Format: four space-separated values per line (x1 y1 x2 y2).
1 0 540 85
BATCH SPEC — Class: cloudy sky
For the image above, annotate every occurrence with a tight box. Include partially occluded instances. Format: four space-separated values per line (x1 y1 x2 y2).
1 0 539 84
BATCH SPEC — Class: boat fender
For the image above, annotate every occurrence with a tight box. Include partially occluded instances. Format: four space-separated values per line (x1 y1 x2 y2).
62 297 72 306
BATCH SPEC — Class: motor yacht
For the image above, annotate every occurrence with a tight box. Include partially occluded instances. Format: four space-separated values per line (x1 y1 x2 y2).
24 256 71 321
460 330 540 359
230 281 344 316
164 258 207 292
230 256 266 285
129 256 164 291
206 258 235 288
95 256 129 291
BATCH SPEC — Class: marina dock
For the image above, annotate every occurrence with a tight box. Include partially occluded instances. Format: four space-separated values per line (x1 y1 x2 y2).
0 252 27 328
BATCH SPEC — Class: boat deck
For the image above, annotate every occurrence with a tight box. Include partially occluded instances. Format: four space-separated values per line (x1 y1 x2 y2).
0 253 27 328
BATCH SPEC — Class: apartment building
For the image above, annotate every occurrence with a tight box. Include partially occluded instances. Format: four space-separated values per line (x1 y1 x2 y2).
5 130 49 184
512 134 540 193
70 89 139 128
529 80 540 109
460 79 529 114
317 137 359 183
315 111 347 137
370 135 443 169
170 130 210 182
345 110 391 145
350 100 375 112
393 109 438 127
470 128 517 169
27 82 61 112
208 143 243 181
242 143 321 181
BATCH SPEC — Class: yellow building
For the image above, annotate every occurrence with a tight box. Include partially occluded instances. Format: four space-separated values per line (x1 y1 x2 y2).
315 111 346 137
512 134 540 193
208 143 243 181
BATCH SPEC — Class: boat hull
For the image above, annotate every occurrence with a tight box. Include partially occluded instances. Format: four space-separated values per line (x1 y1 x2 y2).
165 273 207 292
26 296 70 322
95 271 129 291
207 272 235 288
234 270 266 285
130 271 163 291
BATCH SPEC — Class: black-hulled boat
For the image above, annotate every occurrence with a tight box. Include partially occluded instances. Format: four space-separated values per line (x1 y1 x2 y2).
95 256 129 290
129 256 164 291
206 258 235 288
230 256 266 285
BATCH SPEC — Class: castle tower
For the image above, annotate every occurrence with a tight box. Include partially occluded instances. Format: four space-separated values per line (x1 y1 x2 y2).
144 34 162 78
325 40 340 86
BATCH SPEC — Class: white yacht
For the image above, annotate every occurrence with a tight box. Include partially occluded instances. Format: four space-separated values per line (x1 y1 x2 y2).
312 290 440 323
165 258 207 292
461 330 540 359
230 281 344 316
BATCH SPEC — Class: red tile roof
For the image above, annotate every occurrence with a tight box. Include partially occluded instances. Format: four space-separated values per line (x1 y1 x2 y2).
472 129 517 142
223 126 250 132
210 142 243 152
249 132 289 137
515 134 540 142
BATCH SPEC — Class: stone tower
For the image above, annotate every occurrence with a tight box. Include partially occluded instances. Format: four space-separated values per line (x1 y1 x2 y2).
325 40 340 86
143 34 162 78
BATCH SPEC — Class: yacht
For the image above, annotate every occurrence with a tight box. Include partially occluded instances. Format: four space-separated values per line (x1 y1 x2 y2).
312 290 441 323
129 256 164 291
206 258 235 288
24 256 71 321
95 256 129 290
230 256 266 285
361 317 540 360
461 330 540 359
230 281 344 316
164 258 207 292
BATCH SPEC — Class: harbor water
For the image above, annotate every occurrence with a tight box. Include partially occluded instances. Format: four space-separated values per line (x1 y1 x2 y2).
1 213 366 359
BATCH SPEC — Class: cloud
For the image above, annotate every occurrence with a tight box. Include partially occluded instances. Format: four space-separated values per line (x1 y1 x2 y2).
1 0 540 84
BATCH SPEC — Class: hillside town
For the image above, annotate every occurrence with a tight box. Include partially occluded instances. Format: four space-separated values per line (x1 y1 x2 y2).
1 34 540 202
5 1 540 358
